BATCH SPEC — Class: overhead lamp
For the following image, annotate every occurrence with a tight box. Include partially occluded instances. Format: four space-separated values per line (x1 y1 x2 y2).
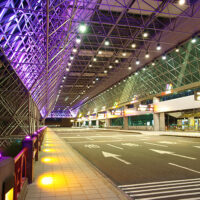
76 36 81 44
63 76 66 79
143 32 148 38
96 77 99 81
128 66 132 70
93 57 97 62
105 40 110 46
131 43 136 48
136 59 140 65
72 47 77 53
66 68 69 71
156 43 161 51
62 79 64 83
98 50 102 55
109 65 113 69
115 59 119 63
79 23 87 33
145 52 150 58
92 81 95 84
191 37 197 43
135 72 138 75
60 85 63 88
70 54 74 60
175 47 180 52
89 64 92 67
152 62 155 66
122 52 127 57
104 70 107 73
162 55 166 60
68 62 71 66
143 68 146 71
179 0 185 5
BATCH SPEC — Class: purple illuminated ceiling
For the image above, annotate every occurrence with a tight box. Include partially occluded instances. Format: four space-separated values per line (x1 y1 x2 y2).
1 0 200 118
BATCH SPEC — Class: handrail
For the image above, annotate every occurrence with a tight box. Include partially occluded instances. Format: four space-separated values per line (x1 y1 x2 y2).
14 147 28 200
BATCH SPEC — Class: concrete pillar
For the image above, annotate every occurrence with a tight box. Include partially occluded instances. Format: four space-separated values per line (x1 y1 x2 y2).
153 113 160 131
123 117 128 129
89 120 92 127
96 120 99 128
159 112 165 131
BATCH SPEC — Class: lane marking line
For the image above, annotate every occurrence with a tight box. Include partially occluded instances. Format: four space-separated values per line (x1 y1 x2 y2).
169 163 200 174
144 142 168 147
122 180 200 190
125 183 200 194
107 144 123 150
132 192 200 200
118 178 200 188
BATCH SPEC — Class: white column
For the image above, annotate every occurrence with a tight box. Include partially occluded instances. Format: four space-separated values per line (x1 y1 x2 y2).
159 112 165 131
153 97 160 131
96 120 99 128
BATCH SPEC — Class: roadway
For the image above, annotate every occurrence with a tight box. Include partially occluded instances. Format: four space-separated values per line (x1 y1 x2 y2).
54 128 200 200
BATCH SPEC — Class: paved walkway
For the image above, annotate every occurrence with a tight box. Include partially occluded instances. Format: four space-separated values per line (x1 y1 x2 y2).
25 128 128 200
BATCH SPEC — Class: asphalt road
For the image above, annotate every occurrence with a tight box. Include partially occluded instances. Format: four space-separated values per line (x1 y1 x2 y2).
54 128 200 200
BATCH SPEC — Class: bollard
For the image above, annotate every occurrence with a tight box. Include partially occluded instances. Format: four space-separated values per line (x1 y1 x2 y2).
22 136 34 184
0 154 15 200
31 133 39 161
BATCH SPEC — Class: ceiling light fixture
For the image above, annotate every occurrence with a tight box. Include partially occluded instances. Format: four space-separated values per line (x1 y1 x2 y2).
89 64 92 67
162 55 167 60
175 47 180 52
128 66 132 70
68 62 71 66
79 23 87 33
115 59 119 63
145 52 150 58
143 32 148 38
122 52 127 56
98 51 102 55
93 57 97 62
131 43 136 48
109 65 113 69
136 59 140 65
72 47 77 53
156 43 161 51
70 54 74 60
179 0 185 5
76 36 81 44
105 40 110 46
191 37 197 43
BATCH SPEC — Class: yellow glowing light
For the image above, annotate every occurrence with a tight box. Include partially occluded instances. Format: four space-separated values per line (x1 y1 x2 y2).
38 173 67 189
44 143 55 147
41 157 60 164
41 177 53 185
43 148 56 153
5 188 13 200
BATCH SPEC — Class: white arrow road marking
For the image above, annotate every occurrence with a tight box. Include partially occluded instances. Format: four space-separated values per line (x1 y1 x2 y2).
121 143 139 147
194 146 200 149
144 142 168 147
159 141 177 145
102 151 131 165
107 144 123 150
169 163 200 174
150 149 196 160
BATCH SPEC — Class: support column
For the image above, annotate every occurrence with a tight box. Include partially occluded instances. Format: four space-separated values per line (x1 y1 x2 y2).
89 120 92 127
123 106 128 130
153 113 160 131
159 112 165 131
96 120 99 128
105 110 111 127
153 97 160 131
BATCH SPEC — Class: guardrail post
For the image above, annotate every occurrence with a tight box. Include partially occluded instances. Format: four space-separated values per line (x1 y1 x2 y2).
22 136 34 184
0 154 15 200
32 133 39 161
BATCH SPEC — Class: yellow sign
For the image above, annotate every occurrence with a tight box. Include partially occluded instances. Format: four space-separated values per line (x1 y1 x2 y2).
5 188 13 200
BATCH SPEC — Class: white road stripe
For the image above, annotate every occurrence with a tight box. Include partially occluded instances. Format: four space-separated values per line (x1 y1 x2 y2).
122 180 200 190
135 192 200 200
194 146 200 149
125 183 200 194
87 137 94 140
144 142 168 147
132 187 200 197
107 144 123 150
68 140 123 144
169 163 200 174
118 178 200 188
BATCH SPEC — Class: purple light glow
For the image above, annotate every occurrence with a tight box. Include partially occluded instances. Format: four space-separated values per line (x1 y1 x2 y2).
25 136 31 140
0 153 2 159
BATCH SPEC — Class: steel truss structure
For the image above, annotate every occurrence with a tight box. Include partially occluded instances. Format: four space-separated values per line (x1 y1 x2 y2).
79 37 200 115
0 49 40 148
0 0 200 119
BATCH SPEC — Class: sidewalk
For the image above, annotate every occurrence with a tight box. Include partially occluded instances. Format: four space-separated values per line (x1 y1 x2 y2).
25 128 128 200
101 128 200 137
